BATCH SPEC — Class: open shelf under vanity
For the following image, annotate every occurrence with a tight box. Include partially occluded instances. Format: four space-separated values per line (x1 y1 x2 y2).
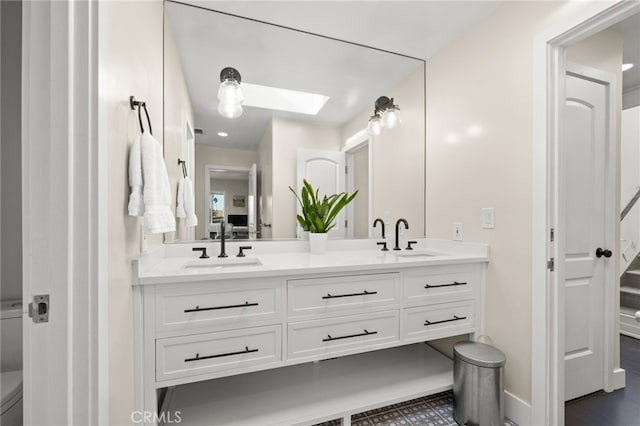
161 343 453 426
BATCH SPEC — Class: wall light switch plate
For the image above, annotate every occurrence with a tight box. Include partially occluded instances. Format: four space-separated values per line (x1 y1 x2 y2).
482 208 495 229
453 222 463 241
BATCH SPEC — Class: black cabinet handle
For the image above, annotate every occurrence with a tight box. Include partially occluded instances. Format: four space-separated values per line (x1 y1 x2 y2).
424 315 467 326
424 281 467 289
322 329 378 342
184 346 258 363
322 290 378 299
184 301 258 313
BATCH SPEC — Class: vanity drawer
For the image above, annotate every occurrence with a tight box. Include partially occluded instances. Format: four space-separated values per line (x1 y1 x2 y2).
402 300 474 342
288 310 399 360
287 273 400 319
155 279 282 334
403 265 475 307
156 325 281 382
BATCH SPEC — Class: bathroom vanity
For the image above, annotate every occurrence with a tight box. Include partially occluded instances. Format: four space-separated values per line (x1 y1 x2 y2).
133 239 488 425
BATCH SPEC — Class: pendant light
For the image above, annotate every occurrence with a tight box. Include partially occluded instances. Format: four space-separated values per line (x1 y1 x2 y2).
217 67 244 119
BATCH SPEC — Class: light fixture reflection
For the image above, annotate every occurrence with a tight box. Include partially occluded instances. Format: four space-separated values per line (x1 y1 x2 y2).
217 67 244 119
367 96 401 136
367 115 382 136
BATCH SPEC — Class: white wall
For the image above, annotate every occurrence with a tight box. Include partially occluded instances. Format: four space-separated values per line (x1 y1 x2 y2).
271 118 342 239
101 1 164 423
0 0 22 301
620 106 640 269
194 145 257 239
210 179 249 216
341 67 425 238
164 15 194 243
424 0 580 404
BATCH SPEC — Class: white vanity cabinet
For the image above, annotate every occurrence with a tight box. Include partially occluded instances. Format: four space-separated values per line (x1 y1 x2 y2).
134 255 486 426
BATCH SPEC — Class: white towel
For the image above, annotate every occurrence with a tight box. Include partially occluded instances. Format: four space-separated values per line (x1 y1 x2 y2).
176 176 187 219
176 175 198 227
128 133 176 234
184 176 198 227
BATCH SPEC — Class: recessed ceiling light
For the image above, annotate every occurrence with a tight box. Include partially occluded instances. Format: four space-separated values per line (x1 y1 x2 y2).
211 169 227 173
217 132 228 137
242 83 330 115
622 63 634 72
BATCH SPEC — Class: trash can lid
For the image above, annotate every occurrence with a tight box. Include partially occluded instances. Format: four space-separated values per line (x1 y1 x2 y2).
454 341 506 368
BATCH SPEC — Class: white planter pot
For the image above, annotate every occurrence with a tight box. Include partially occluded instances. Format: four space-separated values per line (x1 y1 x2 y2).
308 232 328 254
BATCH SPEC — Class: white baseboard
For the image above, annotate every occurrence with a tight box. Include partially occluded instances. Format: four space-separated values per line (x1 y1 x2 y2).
613 368 626 390
504 390 531 426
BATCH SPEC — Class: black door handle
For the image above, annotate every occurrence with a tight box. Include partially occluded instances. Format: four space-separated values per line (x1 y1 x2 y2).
595 248 612 258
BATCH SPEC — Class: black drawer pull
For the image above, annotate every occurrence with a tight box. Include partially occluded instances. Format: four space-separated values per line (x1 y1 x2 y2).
424 281 467 289
424 315 467 326
185 346 258 363
322 329 378 342
184 301 258 313
322 290 378 299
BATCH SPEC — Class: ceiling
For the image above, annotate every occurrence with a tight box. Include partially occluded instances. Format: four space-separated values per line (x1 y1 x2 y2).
167 1 502 150
613 13 640 93
168 1 639 154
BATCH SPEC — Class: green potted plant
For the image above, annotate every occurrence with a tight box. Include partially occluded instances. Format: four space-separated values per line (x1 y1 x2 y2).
289 179 358 254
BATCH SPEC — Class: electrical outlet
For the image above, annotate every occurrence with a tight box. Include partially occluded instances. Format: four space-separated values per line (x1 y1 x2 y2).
482 208 495 229
453 222 463 241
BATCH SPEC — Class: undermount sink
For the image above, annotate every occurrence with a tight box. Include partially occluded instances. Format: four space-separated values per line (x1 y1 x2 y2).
182 257 263 270
395 251 443 261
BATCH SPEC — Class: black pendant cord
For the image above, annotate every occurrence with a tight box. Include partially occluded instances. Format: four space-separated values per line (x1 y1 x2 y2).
130 96 153 135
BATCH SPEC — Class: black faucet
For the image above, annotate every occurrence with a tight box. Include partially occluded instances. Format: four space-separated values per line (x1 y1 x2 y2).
394 218 409 251
373 218 385 239
218 220 228 258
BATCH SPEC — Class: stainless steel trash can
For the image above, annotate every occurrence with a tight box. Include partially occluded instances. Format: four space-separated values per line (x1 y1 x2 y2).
453 341 506 426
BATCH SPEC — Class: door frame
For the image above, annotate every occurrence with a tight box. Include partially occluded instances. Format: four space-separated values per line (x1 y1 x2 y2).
203 164 251 238
531 1 639 424
22 0 104 424
343 129 373 238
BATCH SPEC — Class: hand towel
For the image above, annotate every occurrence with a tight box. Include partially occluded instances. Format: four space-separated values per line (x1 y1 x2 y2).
128 133 176 234
176 176 187 219
183 176 198 227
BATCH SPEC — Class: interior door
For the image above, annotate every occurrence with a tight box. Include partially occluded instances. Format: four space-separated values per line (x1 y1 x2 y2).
296 148 346 238
562 63 612 401
248 163 257 239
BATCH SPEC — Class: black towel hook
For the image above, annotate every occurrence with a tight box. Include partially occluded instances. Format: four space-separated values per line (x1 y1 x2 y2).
178 159 187 178
129 96 153 135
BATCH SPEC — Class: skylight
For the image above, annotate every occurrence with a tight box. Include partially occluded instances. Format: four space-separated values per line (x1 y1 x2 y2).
242 83 330 115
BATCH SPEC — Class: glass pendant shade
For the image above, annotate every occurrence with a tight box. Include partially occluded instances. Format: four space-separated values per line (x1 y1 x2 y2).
218 102 243 119
367 116 382 136
217 79 244 105
381 107 400 129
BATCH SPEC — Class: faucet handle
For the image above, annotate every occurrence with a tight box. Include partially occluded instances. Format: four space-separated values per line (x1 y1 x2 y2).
237 246 252 257
376 241 389 252
406 241 417 250
192 247 209 259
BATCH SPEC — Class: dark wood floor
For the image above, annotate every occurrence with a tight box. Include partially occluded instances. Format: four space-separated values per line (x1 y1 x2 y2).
565 335 640 426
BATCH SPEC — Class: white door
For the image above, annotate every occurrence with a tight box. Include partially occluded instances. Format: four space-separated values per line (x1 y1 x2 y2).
248 163 257 239
562 63 613 401
296 148 346 238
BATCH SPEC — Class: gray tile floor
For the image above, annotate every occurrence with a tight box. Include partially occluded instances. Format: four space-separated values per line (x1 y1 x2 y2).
314 391 518 426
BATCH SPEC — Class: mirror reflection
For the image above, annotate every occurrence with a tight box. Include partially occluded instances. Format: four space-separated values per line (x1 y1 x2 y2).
164 1 425 242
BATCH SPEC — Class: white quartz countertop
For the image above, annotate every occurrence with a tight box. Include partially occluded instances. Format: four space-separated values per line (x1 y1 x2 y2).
134 238 489 285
